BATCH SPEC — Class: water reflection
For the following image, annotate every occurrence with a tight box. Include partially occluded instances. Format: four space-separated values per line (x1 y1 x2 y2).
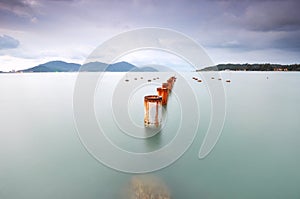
124 175 170 199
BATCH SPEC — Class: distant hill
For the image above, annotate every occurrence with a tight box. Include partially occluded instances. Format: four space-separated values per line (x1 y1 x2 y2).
80 62 108 72
80 61 154 72
107 61 137 72
18 60 158 72
20 61 80 72
199 63 300 71
132 66 158 72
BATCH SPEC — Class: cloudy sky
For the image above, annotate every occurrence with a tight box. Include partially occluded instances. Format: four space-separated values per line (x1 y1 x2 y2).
0 0 300 71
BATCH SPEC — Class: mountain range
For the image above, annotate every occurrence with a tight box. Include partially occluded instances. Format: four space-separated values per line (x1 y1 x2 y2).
16 61 158 73
1 61 300 73
199 63 300 71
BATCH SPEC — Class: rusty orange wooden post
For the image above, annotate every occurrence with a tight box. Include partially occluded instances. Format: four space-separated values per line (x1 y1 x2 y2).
144 95 162 127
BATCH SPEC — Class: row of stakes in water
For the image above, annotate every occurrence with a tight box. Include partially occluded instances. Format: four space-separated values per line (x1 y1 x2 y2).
144 76 176 128
192 76 231 82
125 76 160 82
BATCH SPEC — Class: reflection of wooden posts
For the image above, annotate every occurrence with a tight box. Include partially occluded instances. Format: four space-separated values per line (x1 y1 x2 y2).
157 87 169 105
144 95 162 127
129 176 171 199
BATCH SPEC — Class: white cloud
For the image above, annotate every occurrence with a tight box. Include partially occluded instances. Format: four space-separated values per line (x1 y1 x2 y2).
114 50 193 71
0 54 81 72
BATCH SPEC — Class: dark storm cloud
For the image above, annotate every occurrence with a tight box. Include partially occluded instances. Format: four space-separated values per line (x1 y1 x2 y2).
271 31 300 51
0 0 29 8
242 0 300 31
0 35 20 50
196 0 300 52
0 0 35 16
240 0 300 52
203 0 300 31
45 0 75 1
0 0 39 27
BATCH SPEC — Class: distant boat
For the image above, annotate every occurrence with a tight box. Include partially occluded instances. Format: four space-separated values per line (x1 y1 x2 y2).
226 79 231 83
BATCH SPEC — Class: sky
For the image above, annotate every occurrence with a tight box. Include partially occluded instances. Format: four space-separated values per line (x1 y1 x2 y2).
0 0 300 71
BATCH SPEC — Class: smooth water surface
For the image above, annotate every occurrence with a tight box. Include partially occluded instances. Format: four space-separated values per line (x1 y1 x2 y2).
0 72 299 199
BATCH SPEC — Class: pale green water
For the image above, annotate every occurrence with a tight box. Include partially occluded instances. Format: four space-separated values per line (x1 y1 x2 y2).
0 72 300 199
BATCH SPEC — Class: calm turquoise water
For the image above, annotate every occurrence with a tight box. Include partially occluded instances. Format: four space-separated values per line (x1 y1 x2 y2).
0 72 300 199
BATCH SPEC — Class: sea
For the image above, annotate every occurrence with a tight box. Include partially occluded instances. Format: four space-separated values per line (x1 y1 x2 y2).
0 72 299 199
